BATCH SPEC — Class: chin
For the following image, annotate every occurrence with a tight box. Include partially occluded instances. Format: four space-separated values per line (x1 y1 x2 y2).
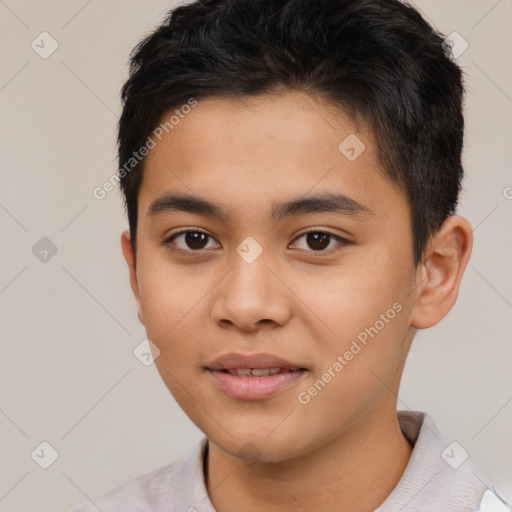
205 419 315 465
221 438 304 465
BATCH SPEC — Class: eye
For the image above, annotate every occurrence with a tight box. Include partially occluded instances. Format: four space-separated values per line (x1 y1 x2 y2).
164 229 220 251
290 230 348 253
164 228 349 254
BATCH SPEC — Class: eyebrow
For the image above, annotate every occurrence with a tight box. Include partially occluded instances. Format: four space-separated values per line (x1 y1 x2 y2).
147 191 374 222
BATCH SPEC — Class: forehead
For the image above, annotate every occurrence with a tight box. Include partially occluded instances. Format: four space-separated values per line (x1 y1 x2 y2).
138 91 405 224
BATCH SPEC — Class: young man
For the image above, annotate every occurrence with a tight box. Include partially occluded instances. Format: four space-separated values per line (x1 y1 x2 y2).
73 0 510 510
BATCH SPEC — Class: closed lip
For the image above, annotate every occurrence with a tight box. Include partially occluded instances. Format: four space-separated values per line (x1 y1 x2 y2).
206 352 307 371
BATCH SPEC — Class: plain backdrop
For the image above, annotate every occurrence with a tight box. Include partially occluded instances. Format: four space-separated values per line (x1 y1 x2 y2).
1 1 511 510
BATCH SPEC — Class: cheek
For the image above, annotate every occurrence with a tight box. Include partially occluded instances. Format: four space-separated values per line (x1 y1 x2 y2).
297 256 408 343
137 253 205 336
297 258 411 407
136 255 220 365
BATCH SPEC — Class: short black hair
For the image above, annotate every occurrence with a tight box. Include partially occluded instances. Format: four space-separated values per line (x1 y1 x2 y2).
118 0 465 265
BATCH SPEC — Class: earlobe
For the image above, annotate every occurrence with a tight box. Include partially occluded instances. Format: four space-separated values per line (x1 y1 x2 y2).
410 216 473 329
120 231 146 326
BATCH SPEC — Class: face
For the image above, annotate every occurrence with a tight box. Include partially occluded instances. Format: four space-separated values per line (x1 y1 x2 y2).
123 91 421 462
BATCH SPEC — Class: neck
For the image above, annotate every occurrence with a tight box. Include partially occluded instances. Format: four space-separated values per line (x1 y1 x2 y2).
205 407 413 512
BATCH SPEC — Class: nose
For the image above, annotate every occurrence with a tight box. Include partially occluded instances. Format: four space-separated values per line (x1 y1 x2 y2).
211 248 291 333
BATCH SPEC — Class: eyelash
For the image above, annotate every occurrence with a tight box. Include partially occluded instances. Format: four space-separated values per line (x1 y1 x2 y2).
163 228 349 256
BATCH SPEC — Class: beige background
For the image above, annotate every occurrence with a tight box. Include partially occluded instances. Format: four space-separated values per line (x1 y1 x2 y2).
1 1 511 510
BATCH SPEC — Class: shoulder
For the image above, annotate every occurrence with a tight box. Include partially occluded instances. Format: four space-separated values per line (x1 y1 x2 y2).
377 411 511 512
70 460 178 512
69 438 210 512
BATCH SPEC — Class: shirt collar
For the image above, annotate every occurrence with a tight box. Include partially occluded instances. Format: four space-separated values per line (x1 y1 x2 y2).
376 410 494 511
173 410 496 512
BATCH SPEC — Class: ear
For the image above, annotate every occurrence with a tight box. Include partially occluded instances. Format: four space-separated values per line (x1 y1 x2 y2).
410 215 473 329
121 231 145 326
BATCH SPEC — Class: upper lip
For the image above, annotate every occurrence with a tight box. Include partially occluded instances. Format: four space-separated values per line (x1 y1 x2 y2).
207 353 306 371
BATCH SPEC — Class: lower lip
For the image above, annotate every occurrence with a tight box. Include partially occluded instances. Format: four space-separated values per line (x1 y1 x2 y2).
207 369 306 400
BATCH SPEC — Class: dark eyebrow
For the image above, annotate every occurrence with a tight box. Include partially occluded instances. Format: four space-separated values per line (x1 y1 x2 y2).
147 191 374 222
270 192 374 221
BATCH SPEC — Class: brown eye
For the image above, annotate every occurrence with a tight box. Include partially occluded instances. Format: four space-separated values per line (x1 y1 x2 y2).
291 230 347 253
166 230 219 251
305 232 330 251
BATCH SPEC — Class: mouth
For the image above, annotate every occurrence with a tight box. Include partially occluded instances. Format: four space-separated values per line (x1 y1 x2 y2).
206 353 308 400
220 367 300 377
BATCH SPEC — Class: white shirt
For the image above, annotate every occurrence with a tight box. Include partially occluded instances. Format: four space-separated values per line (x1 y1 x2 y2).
70 411 510 512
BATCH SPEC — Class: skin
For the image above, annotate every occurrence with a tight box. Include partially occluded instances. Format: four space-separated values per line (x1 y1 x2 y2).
121 91 473 512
